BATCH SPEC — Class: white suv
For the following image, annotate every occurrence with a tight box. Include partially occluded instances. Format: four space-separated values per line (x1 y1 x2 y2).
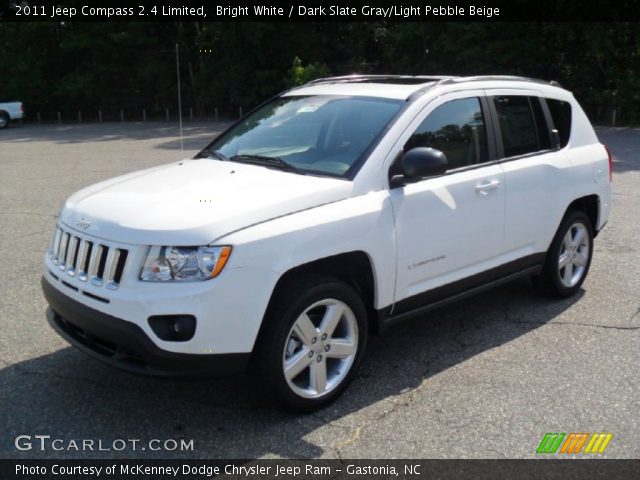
42 75 612 410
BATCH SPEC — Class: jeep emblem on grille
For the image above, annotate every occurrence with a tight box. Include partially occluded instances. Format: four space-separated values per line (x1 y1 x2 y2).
76 218 91 230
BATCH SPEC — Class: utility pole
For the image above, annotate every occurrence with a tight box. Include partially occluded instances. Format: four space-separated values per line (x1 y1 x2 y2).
176 43 184 153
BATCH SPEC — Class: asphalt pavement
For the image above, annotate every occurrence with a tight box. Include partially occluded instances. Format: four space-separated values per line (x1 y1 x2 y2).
0 122 638 459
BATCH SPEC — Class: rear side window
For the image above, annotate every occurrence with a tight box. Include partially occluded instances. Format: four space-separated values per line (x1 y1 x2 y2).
405 97 488 170
530 97 551 150
493 96 540 157
546 99 572 148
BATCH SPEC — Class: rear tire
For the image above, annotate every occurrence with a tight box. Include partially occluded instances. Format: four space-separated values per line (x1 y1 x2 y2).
0 112 10 129
533 210 594 297
254 274 368 412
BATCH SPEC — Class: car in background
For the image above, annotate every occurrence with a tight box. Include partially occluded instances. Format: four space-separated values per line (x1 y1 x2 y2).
0 101 24 128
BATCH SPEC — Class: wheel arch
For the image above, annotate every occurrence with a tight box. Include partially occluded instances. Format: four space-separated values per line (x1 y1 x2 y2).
255 251 379 352
0 110 10 128
566 194 600 237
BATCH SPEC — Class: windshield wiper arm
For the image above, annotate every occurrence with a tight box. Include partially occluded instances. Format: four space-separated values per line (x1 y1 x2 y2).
195 149 229 161
229 154 305 174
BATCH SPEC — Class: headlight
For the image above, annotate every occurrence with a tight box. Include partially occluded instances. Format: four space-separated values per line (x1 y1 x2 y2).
141 246 232 281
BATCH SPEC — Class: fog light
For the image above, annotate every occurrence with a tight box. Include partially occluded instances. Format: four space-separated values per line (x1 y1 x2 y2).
148 315 196 342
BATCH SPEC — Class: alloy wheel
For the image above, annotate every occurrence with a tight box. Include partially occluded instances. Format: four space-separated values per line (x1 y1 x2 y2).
282 298 358 399
558 222 590 288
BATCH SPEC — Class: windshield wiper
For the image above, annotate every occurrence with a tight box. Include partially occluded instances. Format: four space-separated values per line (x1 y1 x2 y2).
195 149 229 161
229 154 306 174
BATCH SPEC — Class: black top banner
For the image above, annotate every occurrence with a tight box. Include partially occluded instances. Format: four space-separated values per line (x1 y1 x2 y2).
1 0 640 22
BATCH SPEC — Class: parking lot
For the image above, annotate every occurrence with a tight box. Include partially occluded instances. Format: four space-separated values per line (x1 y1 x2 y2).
0 122 638 459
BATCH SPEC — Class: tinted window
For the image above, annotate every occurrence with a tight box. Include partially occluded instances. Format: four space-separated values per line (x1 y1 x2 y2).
546 99 572 148
530 97 551 150
493 96 539 157
206 95 403 177
405 97 488 170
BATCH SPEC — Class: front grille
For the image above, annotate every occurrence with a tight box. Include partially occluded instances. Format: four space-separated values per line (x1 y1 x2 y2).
49 225 129 290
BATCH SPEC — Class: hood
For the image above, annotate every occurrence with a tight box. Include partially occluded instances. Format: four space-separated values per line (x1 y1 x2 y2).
60 159 352 245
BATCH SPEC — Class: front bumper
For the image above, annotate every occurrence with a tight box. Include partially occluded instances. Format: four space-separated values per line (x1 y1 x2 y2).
42 276 249 377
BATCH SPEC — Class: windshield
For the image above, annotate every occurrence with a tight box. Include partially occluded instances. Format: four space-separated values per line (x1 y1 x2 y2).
201 95 403 177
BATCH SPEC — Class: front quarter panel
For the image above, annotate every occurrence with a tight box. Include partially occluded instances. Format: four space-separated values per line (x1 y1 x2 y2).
221 191 396 315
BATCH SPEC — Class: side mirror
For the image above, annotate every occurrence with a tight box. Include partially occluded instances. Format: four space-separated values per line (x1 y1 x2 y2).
550 129 561 150
391 148 448 187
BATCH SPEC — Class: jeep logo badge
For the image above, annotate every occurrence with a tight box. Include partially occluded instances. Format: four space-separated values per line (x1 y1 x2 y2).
76 218 91 230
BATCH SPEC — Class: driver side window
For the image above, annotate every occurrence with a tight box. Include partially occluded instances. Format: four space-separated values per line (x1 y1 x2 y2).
405 97 489 171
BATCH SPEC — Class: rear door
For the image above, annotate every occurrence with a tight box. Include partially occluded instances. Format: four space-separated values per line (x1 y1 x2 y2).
486 90 571 259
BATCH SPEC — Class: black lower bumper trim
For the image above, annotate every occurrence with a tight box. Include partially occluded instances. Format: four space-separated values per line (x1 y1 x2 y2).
42 276 249 377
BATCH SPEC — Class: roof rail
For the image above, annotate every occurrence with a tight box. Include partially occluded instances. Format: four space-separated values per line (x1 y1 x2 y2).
407 77 457 101
440 75 562 87
302 74 562 89
304 74 455 86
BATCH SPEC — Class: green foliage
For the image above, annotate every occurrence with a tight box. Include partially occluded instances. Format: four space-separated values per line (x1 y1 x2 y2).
286 56 331 86
1 22 638 124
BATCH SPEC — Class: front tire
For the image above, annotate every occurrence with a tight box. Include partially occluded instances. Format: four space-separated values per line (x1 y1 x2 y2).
533 210 594 297
254 274 368 411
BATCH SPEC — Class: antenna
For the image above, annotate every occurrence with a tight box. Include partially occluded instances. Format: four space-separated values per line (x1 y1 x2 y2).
176 43 184 153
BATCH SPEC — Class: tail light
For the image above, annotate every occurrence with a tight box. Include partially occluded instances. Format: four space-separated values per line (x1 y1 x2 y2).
20 103 24 113
604 145 613 182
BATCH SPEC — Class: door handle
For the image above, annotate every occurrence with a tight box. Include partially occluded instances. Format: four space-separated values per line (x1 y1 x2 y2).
475 179 501 194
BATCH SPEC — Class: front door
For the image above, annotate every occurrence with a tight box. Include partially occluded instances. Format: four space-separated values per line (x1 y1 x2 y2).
389 92 506 313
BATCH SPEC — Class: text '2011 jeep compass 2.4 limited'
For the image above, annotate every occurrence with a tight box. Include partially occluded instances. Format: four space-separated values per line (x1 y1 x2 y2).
42 75 612 410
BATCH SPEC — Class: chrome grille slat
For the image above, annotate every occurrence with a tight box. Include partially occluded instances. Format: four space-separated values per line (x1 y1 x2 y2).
49 225 128 290
76 240 89 281
66 236 79 275
50 228 62 263
89 244 105 286
105 249 120 290
58 232 70 270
